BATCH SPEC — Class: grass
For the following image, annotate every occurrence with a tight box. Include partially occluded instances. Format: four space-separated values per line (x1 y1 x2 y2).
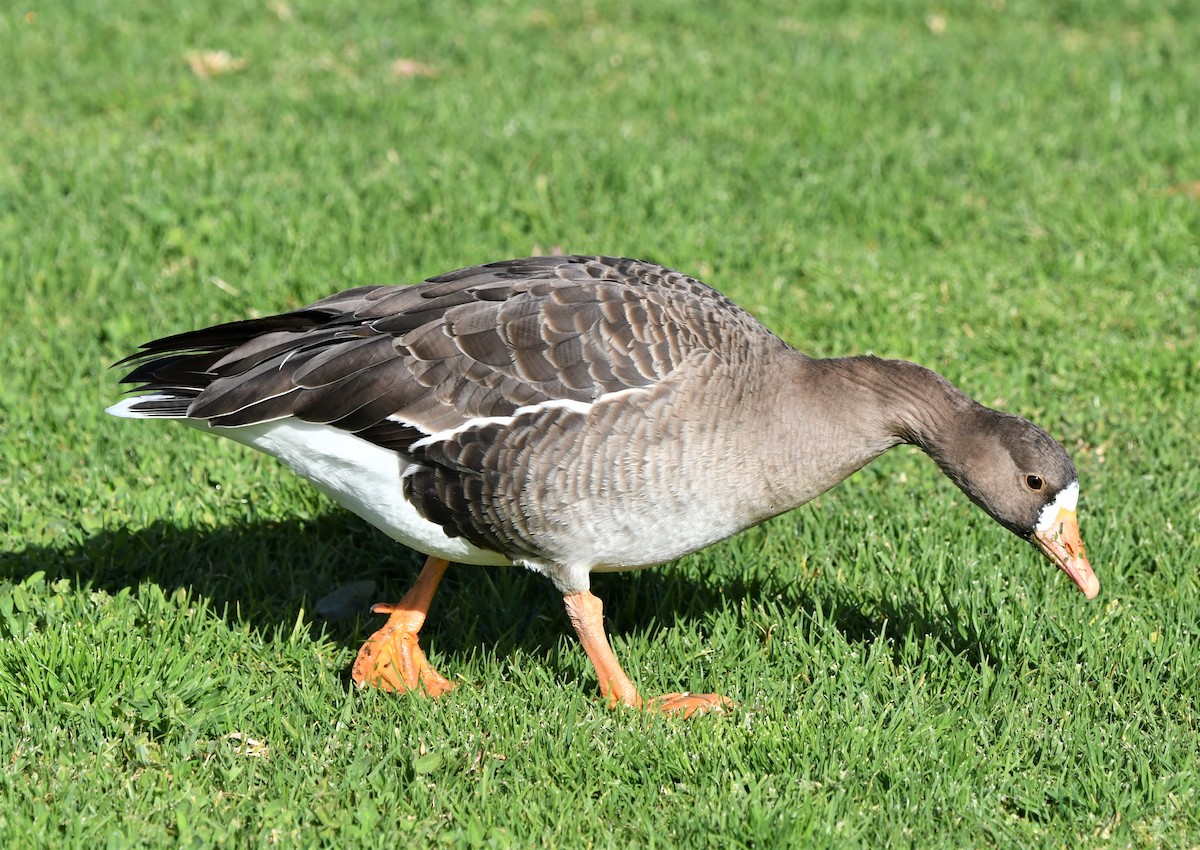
2 0 1199 845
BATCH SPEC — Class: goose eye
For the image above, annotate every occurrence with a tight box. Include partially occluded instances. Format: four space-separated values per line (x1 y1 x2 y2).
1025 474 1045 491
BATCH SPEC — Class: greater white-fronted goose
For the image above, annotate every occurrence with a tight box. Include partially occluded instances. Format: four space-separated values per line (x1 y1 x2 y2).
108 256 1097 715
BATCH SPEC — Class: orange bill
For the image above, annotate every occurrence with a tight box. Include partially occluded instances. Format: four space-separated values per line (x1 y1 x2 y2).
1033 508 1099 599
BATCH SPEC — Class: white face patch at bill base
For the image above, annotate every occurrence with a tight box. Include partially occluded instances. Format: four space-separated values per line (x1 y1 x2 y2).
1035 480 1079 533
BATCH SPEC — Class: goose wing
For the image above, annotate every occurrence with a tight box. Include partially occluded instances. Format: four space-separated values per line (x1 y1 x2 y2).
116 255 772 450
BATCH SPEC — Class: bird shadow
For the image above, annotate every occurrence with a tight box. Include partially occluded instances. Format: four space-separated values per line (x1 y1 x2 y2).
2 511 1003 686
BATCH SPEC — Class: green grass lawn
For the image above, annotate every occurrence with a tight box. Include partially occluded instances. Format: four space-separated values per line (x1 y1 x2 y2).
3 0 1199 845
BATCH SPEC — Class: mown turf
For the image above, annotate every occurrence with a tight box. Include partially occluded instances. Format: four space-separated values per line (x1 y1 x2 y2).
2 0 1199 846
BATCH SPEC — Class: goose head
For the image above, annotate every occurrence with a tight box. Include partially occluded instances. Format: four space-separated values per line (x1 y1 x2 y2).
932 408 1098 599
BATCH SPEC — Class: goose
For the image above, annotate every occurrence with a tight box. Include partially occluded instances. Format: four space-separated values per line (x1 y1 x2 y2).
108 255 1097 716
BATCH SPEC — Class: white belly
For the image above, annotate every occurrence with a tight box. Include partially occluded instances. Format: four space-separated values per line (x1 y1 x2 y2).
199 418 511 567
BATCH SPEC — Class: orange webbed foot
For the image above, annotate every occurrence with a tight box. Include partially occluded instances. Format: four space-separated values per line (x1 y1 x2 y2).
563 589 734 719
648 693 736 718
351 602 456 697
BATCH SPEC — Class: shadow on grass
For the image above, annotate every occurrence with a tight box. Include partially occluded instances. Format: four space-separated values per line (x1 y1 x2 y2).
2 512 1002 683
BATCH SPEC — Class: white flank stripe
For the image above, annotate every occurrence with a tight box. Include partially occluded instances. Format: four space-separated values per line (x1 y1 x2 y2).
1035 480 1079 532
408 396 598 450
408 413 524 451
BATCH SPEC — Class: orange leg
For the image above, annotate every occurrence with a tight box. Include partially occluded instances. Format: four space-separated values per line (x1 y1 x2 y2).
351 556 456 696
562 590 733 718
